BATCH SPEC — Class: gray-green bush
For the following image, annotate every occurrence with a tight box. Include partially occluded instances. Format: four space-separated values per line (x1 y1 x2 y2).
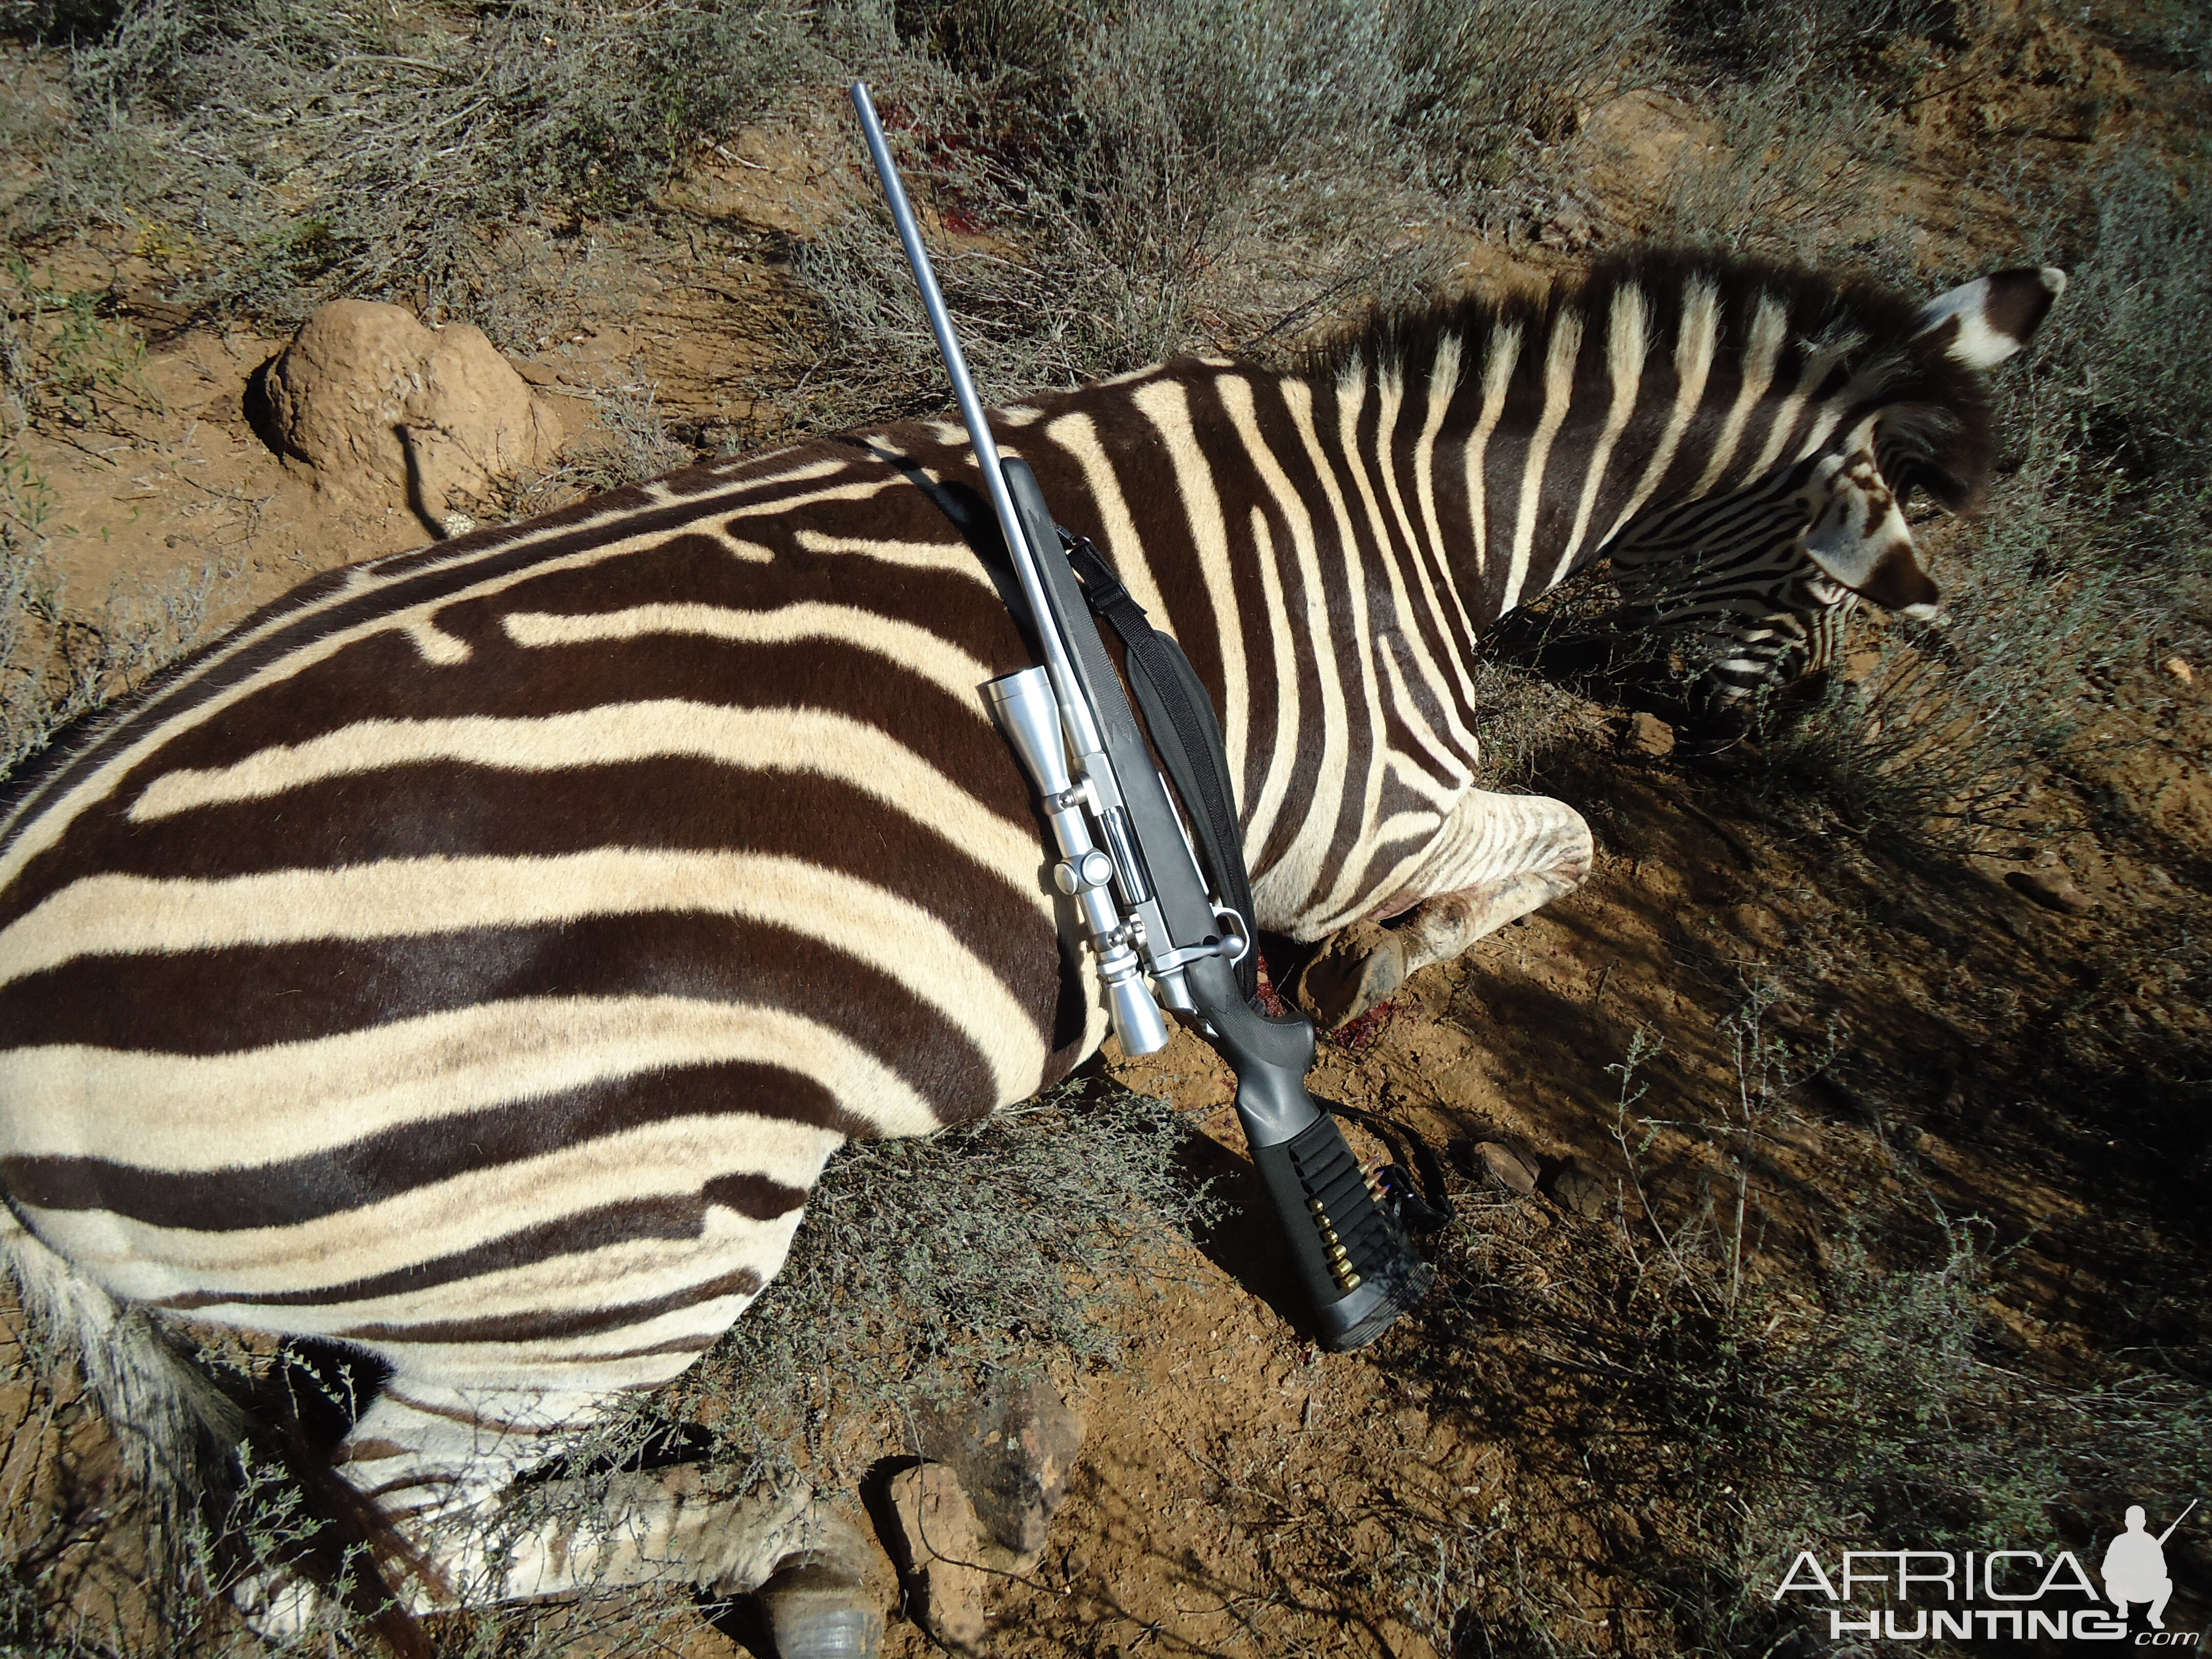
8 0 814 334
670 1079 1218 1443
779 0 1661 427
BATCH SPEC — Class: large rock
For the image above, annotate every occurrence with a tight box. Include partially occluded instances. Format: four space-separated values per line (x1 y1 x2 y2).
264 300 561 530
887 1463 988 1650
909 1376 1085 1555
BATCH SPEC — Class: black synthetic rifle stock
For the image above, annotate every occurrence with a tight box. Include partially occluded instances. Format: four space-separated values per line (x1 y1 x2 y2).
850 82 1432 1350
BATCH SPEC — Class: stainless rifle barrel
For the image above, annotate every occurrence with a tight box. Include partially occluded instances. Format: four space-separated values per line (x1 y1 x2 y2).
846 82 1103 761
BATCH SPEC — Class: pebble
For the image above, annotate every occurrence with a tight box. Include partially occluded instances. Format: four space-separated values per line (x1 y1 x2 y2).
2006 868 2092 914
1621 711 1676 759
2163 655 2194 685
1551 1158 1618 1220
1474 1140 1538 1195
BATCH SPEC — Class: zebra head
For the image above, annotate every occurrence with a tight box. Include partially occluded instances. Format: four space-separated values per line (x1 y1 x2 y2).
1792 265 2070 623
1600 261 2067 719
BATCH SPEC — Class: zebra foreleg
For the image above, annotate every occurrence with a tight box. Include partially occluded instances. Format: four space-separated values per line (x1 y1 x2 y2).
240 1374 883 1654
1294 790 1593 1030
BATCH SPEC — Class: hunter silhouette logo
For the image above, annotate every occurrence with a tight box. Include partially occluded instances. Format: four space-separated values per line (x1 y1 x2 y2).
2104 1501 2194 1631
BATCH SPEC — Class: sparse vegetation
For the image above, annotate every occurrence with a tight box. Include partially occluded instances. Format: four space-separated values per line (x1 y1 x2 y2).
494 373 701 519
779 0 1662 424
6 0 815 335
671 1080 1218 1444
1390 1008 2212 1657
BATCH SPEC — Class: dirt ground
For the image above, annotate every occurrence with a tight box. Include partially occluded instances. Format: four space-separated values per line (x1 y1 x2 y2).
4 4 2210 1655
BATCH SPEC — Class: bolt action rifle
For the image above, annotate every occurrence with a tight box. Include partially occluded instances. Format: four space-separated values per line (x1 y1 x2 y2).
850 82 1436 1349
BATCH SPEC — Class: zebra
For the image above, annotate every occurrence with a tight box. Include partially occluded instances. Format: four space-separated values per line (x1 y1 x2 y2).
0 249 2060 1650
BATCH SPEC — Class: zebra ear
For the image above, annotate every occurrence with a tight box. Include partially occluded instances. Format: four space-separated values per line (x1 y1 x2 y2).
1912 267 2067 370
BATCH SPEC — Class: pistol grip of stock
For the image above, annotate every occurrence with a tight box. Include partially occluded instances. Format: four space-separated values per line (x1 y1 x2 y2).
1186 960 1433 1351
1239 1085 1436 1353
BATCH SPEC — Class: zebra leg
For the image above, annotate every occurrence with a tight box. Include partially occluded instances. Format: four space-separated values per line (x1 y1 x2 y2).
241 1373 883 1654
1294 789 1593 1029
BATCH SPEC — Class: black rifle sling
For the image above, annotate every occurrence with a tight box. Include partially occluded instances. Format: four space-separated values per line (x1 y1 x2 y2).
1062 534 1260 1005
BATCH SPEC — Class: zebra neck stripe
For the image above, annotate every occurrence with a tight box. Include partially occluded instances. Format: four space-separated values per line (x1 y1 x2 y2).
1692 292 1789 498
1601 276 1719 550
1461 323 1522 579
1315 364 1395 922
1236 506 1301 852
1410 333 1471 639
1214 378 1326 863
1129 380 1249 783
1364 368 1481 732
1040 412 1177 630
1267 378 1367 913
1501 306 1586 612
1756 331 1856 474
1554 284 1651 586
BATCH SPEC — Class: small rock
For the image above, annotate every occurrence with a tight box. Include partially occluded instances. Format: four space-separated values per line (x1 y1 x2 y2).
1551 1158 1618 1220
2006 868 2091 914
1621 712 1676 759
2164 655 2194 685
1474 1141 1538 1195
910 1376 1085 1555
888 1464 988 1650
1541 199 1595 249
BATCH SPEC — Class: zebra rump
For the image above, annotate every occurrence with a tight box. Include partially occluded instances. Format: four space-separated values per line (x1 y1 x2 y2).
0 247 2059 1642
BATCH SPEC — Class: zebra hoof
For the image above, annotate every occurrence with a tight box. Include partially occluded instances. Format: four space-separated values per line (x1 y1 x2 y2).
1294 922 1404 1032
761 1563 885 1659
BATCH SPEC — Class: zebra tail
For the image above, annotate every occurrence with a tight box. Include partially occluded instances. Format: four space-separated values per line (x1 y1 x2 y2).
0 1204 245 1492
1 1208 435 1657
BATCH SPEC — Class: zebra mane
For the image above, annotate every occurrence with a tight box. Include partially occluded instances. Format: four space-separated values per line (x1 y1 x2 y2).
1307 248 1997 511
